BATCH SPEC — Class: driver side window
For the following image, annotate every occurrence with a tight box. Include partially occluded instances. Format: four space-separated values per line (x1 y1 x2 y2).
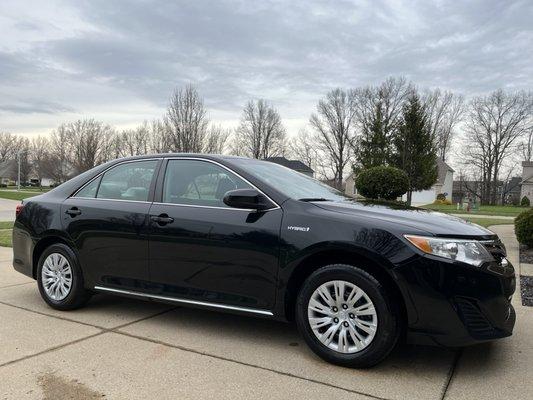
162 160 251 207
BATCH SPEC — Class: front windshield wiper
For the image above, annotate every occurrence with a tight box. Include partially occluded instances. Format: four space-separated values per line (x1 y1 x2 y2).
298 197 331 202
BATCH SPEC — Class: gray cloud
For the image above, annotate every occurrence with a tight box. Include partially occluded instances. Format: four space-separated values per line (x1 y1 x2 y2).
0 0 531 134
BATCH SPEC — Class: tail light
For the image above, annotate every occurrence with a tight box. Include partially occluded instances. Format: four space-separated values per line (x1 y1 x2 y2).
15 204 24 218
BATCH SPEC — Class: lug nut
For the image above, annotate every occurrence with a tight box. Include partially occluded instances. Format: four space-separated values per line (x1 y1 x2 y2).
342 304 348 310
349 313 355 319
343 321 349 327
332 307 338 312
334 318 339 323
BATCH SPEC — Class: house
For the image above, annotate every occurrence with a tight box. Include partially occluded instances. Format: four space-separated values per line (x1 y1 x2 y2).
344 174 359 198
453 176 522 205
521 161 533 204
264 157 314 177
345 159 454 205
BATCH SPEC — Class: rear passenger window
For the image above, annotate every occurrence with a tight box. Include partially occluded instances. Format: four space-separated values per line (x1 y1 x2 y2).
75 177 100 198
96 160 157 202
162 160 251 207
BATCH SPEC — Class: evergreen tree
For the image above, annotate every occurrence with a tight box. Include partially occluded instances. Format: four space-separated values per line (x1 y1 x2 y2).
357 102 391 170
392 92 437 205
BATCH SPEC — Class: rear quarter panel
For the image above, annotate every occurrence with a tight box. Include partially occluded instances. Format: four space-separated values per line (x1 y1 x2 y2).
12 196 67 278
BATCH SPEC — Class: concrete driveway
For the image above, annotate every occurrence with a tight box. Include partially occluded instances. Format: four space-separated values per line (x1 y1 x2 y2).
0 225 532 399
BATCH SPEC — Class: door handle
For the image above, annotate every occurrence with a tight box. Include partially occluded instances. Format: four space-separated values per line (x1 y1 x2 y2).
65 207 82 217
150 214 174 225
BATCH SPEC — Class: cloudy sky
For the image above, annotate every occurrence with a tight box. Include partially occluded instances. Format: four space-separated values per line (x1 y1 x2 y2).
1 0 532 137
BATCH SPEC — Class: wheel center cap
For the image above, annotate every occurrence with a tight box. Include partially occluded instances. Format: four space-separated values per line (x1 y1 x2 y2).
339 310 348 320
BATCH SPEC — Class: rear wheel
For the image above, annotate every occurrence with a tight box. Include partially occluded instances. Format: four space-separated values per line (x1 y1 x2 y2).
37 243 91 310
296 264 400 368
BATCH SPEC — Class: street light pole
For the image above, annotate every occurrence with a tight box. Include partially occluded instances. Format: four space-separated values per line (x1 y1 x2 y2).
17 150 21 191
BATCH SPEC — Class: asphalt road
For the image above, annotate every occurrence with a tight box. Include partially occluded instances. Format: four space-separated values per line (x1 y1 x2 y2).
0 225 531 399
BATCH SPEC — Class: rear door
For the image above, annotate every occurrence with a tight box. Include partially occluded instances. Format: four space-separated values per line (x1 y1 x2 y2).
61 159 160 289
148 158 283 311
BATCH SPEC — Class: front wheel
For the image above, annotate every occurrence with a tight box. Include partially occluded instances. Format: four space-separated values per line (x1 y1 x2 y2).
296 264 400 368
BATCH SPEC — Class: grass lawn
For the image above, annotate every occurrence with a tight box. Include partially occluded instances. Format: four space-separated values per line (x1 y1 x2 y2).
0 221 13 247
422 203 527 217
0 189 48 201
457 216 514 228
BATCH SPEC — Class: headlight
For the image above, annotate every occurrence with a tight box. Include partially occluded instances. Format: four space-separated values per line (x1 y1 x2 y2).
404 235 494 267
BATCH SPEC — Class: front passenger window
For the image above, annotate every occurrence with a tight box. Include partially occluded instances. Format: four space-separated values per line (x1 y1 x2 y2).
97 160 157 202
163 160 251 207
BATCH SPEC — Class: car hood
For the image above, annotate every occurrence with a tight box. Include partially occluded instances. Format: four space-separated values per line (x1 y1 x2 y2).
312 199 496 238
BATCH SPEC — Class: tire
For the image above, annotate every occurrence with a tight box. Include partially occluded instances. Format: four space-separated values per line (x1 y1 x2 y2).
37 243 91 311
296 264 400 368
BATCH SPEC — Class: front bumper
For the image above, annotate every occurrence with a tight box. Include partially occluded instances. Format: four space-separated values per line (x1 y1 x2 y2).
397 253 516 347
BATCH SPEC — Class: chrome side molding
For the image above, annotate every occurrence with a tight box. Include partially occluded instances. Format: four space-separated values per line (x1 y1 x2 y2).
94 285 274 316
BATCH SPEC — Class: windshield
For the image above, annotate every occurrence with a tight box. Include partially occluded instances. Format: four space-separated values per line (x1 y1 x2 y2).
231 158 348 201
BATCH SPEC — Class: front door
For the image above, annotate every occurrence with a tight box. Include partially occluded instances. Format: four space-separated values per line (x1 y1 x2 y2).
62 159 160 289
148 158 283 311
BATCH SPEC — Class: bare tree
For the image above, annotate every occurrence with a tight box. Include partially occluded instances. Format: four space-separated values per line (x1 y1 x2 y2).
462 89 533 204
66 119 116 173
164 84 208 152
47 125 71 183
119 122 151 157
203 125 229 154
149 119 170 153
30 136 50 188
235 99 286 159
0 132 19 162
352 77 412 169
310 88 356 188
423 89 464 161
15 137 32 184
353 77 411 139
288 128 319 173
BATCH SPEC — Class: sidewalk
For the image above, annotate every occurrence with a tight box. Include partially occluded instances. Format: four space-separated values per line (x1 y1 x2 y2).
450 213 515 220
0 225 531 399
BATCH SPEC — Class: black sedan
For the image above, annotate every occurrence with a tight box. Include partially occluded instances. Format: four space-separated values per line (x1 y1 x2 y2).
12 154 516 367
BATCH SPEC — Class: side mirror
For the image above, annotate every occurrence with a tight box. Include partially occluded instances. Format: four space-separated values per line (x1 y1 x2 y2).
223 189 272 211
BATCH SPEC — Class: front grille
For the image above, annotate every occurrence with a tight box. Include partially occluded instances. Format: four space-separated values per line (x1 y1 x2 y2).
455 297 497 339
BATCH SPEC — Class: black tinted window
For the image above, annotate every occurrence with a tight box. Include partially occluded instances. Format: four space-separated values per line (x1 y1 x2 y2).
97 160 157 201
163 160 250 207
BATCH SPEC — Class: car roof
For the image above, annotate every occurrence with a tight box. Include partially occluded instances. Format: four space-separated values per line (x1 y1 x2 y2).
114 153 249 162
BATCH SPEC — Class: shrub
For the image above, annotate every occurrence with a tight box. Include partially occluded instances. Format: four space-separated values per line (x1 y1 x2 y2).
355 166 409 200
515 208 533 247
436 193 446 201
433 199 452 205
521 196 530 207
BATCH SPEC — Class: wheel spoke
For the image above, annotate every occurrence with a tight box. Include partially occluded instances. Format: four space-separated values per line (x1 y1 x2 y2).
333 281 345 303
337 328 349 353
308 298 333 316
322 323 340 346
309 316 332 330
316 286 335 306
354 319 376 335
355 305 376 316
